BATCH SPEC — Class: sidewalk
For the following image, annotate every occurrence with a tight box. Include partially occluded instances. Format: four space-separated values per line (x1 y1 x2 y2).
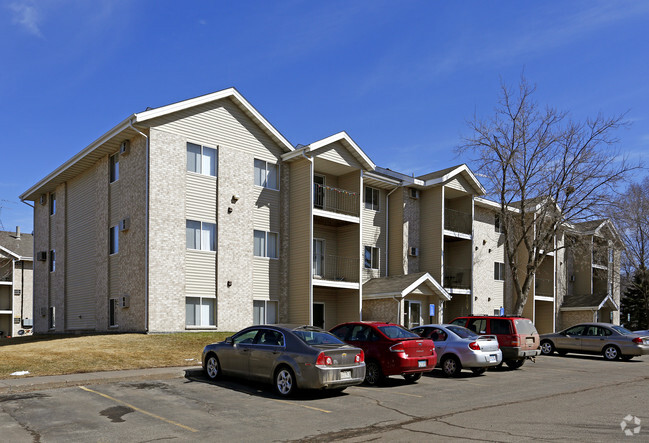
0 366 202 395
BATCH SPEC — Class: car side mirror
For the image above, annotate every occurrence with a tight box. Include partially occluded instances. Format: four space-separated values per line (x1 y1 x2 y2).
225 336 233 345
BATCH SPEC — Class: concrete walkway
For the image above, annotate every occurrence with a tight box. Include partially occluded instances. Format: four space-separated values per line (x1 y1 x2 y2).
0 366 202 395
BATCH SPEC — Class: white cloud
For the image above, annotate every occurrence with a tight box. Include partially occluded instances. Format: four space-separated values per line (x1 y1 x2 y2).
9 1 42 37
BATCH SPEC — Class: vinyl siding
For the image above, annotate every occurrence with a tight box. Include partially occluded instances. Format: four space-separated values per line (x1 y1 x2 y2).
388 189 404 276
186 173 217 222
186 250 217 297
419 187 443 281
312 141 363 169
445 176 473 194
66 167 98 330
362 184 386 281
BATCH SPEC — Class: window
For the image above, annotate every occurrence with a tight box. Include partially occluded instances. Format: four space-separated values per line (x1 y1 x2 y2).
50 193 56 215
364 186 380 210
494 262 505 281
253 300 278 325
404 300 421 328
187 143 217 176
109 299 118 327
109 226 119 255
494 214 503 233
48 306 55 329
186 220 216 251
257 329 284 346
185 297 216 327
490 319 511 335
49 250 56 272
254 159 279 190
364 246 379 269
110 153 119 183
254 230 278 258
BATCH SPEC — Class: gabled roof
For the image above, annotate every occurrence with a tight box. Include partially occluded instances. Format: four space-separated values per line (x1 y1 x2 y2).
363 272 451 301
299 131 376 171
21 88 294 201
375 164 486 195
560 293 619 311
568 219 623 247
0 230 33 260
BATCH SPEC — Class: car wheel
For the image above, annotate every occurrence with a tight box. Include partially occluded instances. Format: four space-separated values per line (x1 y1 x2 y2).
274 366 296 397
505 359 525 369
602 345 620 361
471 367 486 375
364 360 384 386
441 356 461 377
205 354 221 380
403 372 422 383
540 340 555 356
621 355 634 361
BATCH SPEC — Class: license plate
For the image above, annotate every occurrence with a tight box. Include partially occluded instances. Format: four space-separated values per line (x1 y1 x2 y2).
489 354 497 363
418 360 426 368
340 370 351 380
526 338 534 345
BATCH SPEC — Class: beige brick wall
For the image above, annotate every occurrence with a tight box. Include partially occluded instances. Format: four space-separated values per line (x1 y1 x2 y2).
33 199 49 332
363 299 400 324
473 206 505 315
560 310 594 329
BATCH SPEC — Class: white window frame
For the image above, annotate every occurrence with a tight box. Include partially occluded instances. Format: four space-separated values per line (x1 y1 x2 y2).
494 262 506 281
187 142 218 177
49 249 56 273
110 153 119 183
253 300 279 325
364 246 379 270
254 230 279 259
50 193 56 215
109 225 119 255
185 296 216 327
254 159 279 190
313 238 325 277
186 220 217 252
404 300 422 328
364 186 380 211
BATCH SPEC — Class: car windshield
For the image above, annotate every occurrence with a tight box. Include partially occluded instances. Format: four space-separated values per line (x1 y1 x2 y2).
447 325 477 339
293 330 345 345
378 325 419 339
514 319 538 335
611 325 633 335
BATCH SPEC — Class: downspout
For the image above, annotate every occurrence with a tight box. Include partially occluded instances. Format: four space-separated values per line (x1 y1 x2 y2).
385 184 401 277
300 149 314 325
129 120 150 332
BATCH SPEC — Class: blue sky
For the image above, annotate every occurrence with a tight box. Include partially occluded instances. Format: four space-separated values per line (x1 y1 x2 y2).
2 1 648 233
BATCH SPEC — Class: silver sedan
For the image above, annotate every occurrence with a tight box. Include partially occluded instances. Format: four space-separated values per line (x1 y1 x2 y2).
411 324 502 376
540 323 649 361
202 324 366 396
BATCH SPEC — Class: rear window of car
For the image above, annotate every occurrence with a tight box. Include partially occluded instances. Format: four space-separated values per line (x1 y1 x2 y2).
611 325 633 335
514 319 538 335
490 319 511 335
450 318 467 327
293 330 345 345
377 325 419 339
447 325 477 338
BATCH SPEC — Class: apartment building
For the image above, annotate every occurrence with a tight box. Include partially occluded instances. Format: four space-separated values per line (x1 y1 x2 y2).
0 227 33 337
20 88 622 334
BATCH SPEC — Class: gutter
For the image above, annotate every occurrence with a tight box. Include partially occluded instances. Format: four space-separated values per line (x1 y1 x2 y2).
129 120 150 333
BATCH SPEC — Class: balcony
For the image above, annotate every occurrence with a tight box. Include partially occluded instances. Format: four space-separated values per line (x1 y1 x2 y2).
444 267 471 290
592 250 608 268
314 184 359 217
313 255 359 286
535 278 554 298
444 208 472 236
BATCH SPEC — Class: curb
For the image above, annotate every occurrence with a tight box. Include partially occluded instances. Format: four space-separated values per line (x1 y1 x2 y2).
0 366 203 395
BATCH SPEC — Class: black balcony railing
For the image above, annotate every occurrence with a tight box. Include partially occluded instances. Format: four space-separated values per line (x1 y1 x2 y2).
444 267 471 290
313 255 359 282
314 184 359 217
444 208 472 235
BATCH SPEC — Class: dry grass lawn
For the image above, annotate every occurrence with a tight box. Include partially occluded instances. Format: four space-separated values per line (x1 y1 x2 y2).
0 332 231 379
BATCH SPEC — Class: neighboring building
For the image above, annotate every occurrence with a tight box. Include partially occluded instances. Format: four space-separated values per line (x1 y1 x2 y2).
19 88 623 334
0 227 34 337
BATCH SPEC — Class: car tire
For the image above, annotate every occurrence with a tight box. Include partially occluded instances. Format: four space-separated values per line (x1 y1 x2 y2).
364 360 384 386
540 340 555 356
602 345 620 361
470 367 486 375
403 372 422 383
274 366 297 397
505 359 525 369
441 356 461 377
205 354 221 380
621 355 634 361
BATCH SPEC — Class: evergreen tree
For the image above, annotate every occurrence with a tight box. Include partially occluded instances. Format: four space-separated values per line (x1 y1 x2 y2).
620 267 649 330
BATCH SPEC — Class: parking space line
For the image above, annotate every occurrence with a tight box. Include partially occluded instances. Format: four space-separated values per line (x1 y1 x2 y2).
351 386 422 398
272 399 331 413
79 386 199 433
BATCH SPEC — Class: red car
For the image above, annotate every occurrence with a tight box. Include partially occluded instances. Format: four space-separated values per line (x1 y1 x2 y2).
330 321 437 385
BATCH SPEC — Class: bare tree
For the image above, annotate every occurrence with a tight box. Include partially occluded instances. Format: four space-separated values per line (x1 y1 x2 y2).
459 75 638 316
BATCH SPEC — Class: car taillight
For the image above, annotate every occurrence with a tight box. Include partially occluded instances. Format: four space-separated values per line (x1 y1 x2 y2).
316 352 333 365
511 337 520 347
632 337 643 344
468 341 481 351
355 350 364 363
390 342 405 353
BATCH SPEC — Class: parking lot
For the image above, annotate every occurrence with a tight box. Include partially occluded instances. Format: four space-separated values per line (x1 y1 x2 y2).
1 354 647 442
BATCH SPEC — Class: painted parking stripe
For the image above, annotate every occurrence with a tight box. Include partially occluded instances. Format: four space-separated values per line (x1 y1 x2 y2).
272 399 331 413
351 386 423 398
79 386 198 433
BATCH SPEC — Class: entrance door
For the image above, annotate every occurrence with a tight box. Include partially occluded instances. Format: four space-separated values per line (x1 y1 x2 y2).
404 301 422 328
313 239 325 278
314 175 325 209
313 303 325 329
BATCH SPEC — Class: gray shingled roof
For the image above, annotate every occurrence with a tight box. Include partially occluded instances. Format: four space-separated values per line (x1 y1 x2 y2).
561 293 614 309
0 229 34 259
416 164 464 182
